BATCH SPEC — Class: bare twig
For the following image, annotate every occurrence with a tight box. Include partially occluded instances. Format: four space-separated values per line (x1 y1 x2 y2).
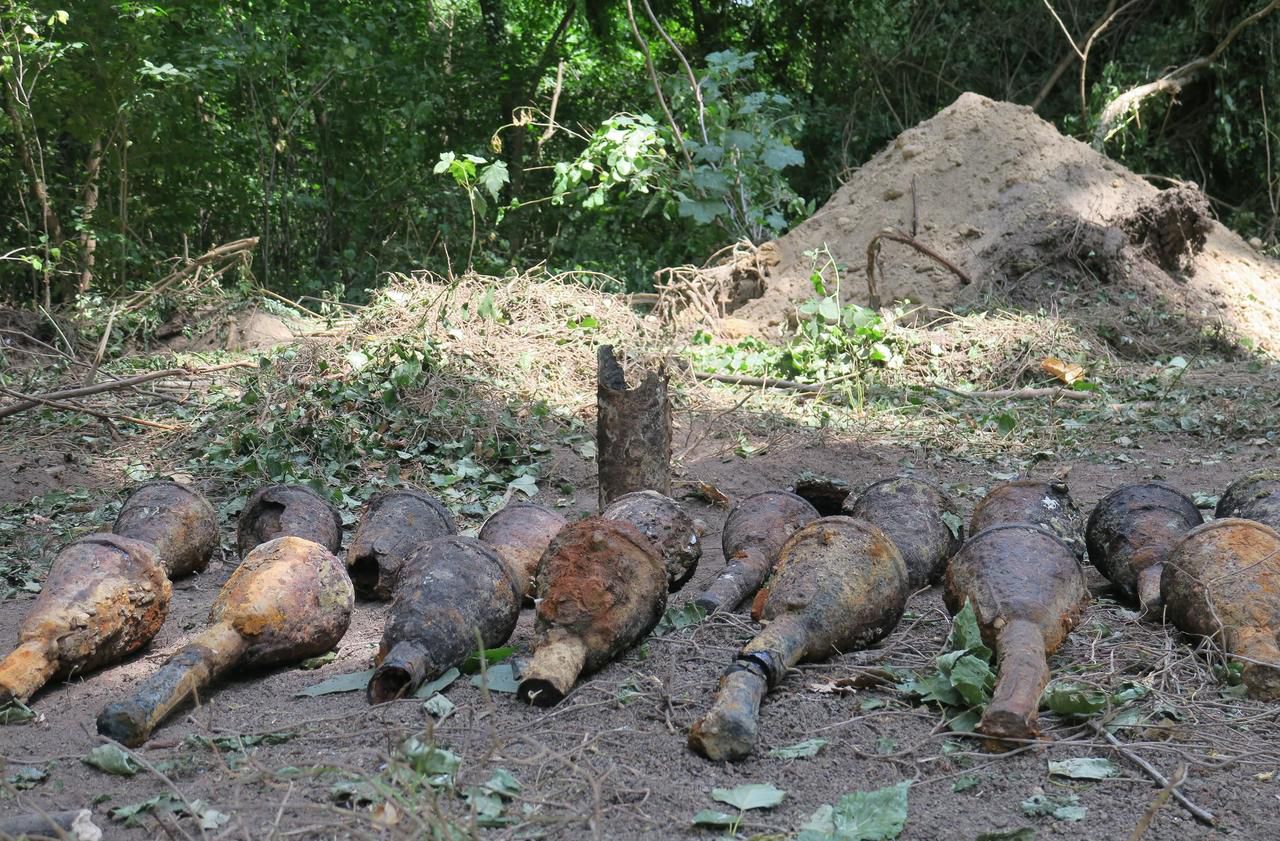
622 1 691 171
1128 763 1187 841
83 304 118 386
1089 720 1216 825
933 384 1092 401
865 227 973 309
0 386 183 430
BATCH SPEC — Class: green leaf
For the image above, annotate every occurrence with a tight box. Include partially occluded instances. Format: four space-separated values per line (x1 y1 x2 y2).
692 810 737 827
399 737 460 784
507 474 538 497
652 602 708 636
711 782 787 811
1047 757 1120 780
484 768 522 798
461 648 514 674
298 651 338 670
423 694 456 718
110 793 184 826
7 766 48 790
415 666 461 697
478 160 509 201
0 700 36 725
296 669 375 697
1021 794 1085 821
941 511 965 541
1040 681 1107 716
471 662 520 693
949 654 995 706
947 601 992 662
83 743 140 776
952 775 981 793
762 143 805 170
769 738 828 759
433 151 456 174
799 780 909 841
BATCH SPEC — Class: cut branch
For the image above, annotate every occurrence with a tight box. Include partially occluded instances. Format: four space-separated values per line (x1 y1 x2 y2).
865 228 973 309
933 384 1093 402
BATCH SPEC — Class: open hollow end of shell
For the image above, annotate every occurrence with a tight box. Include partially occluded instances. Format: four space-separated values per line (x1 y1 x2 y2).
347 552 385 600
96 702 147 748
367 665 413 705
517 677 567 707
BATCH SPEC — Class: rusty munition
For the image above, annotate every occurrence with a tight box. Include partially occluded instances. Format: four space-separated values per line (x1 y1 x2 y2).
945 524 1088 748
601 490 703 591
0 535 170 705
368 536 521 703
1216 469 1280 532
97 536 353 746
517 518 667 706
345 489 456 600
477 501 567 600
112 481 219 578
1086 482 1202 611
1162 518 1280 700
694 490 818 614
689 516 908 761
237 484 343 557
844 477 963 588
970 479 1084 560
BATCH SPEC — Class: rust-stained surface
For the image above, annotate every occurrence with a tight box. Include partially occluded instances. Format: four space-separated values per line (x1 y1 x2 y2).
969 479 1084 559
112 481 219 578
844 476 963 588
691 516 908 761
945 524 1087 748
695 490 818 614
368 536 521 703
596 346 672 509
477 502 567 600
345 488 456 600
0 534 170 706
601 490 702 591
1085 482 1202 610
97 536 354 746
518 518 666 706
1216 469 1280 532
236 484 343 558
1162 518 1280 700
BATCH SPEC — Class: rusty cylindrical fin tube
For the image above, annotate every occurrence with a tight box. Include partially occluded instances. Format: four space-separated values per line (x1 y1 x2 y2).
345 489 456 600
0 534 169 706
112 481 219 578
945 524 1087 749
477 502 567 600
1085 482 1202 610
1162 518 1280 700
236 484 343 558
695 490 818 614
969 479 1085 560
368 536 521 704
843 476 963 588
1216 469 1280 532
601 490 703 592
518 518 667 706
690 516 909 761
97 536 353 746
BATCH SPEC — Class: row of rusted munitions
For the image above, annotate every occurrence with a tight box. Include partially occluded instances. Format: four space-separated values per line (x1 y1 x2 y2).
2 469 1278 760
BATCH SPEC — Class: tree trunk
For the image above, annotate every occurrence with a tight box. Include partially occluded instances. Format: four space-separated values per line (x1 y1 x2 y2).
596 345 671 510
78 136 104 294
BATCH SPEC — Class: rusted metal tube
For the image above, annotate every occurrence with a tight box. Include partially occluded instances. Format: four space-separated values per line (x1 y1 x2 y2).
477 501 567 600
695 490 818 614
1085 482 1202 610
969 479 1084 560
945 524 1087 749
518 518 667 706
690 516 908 761
97 536 353 745
345 489 456 600
1162 518 1280 700
601 490 703 592
843 476 963 588
237 484 343 558
368 536 521 704
1216 469 1280 532
112 480 219 577
0 534 169 706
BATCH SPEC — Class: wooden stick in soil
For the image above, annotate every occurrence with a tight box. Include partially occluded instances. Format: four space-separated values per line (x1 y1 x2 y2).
1089 720 1215 825
0 360 254 420
596 345 671 509
865 227 973 309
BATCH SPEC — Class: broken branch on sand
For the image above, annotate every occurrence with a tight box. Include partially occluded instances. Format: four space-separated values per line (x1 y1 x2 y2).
933 384 1093 402
1089 720 1216 826
865 227 974 310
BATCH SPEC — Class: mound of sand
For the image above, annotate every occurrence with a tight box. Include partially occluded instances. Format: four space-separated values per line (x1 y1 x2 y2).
735 92 1280 355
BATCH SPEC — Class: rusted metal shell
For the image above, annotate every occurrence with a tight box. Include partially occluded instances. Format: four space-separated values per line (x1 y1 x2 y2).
368 536 521 703
601 490 702 591
112 481 219 578
1085 482 1202 609
843 476 963 588
97 536 353 746
1162 518 1280 700
695 490 818 614
690 517 908 761
945 524 1088 748
969 479 1084 560
345 489 456 600
518 518 667 706
0 534 170 706
1216 469 1280 532
477 502 567 600
237 484 343 558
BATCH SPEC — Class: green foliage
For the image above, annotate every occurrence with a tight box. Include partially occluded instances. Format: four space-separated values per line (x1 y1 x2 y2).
898 601 995 727
798 780 910 841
